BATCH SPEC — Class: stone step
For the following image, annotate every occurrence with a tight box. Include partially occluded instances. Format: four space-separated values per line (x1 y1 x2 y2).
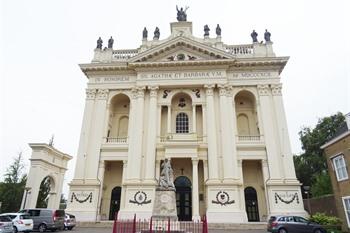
77 221 267 230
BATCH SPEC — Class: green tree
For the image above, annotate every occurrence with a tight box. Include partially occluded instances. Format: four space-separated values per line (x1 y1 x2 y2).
0 152 27 213
36 176 51 208
294 112 345 197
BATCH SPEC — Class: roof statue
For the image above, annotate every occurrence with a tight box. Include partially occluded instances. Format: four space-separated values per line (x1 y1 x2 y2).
264 29 271 42
96 37 103 49
108 36 114 49
204 24 210 37
142 27 148 40
176 5 189 22
216 24 221 36
153 27 160 40
251 30 258 43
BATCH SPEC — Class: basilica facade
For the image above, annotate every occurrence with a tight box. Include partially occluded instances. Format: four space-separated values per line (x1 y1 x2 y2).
66 18 306 223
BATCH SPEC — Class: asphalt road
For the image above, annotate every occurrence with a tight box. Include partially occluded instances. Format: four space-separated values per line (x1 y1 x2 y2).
66 227 266 233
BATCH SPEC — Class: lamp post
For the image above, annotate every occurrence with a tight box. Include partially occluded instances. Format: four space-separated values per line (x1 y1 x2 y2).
303 185 312 215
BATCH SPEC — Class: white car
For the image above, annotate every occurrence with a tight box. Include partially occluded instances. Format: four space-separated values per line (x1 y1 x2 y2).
0 213 33 233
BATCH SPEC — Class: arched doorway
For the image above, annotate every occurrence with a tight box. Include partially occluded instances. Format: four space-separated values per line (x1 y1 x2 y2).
244 187 260 222
174 176 192 221
36 176 54 208
109 187 121 220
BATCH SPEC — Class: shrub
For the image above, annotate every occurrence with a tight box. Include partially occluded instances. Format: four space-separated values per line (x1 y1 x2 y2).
309 212 342 226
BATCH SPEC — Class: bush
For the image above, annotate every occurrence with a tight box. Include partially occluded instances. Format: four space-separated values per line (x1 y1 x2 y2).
309 212 342 226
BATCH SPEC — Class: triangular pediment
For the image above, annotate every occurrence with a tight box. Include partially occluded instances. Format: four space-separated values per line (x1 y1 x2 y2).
129 36 234 63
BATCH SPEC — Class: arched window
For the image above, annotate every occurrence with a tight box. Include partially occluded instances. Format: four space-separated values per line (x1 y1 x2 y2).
176 112 189 133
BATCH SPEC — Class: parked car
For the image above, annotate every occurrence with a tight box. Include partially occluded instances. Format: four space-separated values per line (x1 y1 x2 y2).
0 215 14 233
64 214 76 230
267 215 326 233
0 213 33 233
19 208 65 232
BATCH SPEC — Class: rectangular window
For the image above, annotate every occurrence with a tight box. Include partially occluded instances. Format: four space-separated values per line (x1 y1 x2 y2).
332 154 348 181
342 196 350 228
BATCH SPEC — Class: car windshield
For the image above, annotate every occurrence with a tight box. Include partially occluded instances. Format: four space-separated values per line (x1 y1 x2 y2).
0 216 11 222
295 216 308 223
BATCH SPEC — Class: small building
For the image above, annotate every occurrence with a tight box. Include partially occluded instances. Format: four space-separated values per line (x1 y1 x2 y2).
321 113 350 232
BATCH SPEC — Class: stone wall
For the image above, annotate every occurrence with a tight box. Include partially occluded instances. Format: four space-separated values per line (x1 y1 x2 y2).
303 194 337 216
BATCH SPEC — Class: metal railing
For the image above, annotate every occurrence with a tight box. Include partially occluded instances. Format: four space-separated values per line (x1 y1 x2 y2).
112 213 208 233
159 133 205 142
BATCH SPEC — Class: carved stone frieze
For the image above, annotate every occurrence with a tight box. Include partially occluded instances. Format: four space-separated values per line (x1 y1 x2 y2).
218 85 227 96
149 86 159 98
97 89 109 99
86 89 97 100
257 84 270 96
136 86 146 98
271 84 282 96
204 84 215 96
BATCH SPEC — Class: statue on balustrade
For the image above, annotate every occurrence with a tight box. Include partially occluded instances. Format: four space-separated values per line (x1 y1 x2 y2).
108 36 114 49
96 37 103 49
251 30 258 43
264 29 271 42
157 158 175 191
204 24 210 37
216 24 221 36
153 27 160 40
176 5 189 22
142 27 148 40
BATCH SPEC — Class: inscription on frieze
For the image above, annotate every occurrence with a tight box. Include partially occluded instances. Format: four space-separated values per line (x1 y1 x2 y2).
91 76 133 83
139 71 225 80
231 72 274 79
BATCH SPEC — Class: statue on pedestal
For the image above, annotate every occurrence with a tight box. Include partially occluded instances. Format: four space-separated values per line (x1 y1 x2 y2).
157 158 175 191
216 24 221 36
96 37 103 49
251 30 258 43
142 27 148 40
264 29 271 42
176 5 189 22
204 24 210 37
108 36 114 49
153 27 160 40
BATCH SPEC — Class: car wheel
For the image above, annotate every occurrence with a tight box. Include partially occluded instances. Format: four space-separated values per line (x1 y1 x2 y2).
13 226 18 233
314 229 322 233
278 228 288 233
38 224 47 232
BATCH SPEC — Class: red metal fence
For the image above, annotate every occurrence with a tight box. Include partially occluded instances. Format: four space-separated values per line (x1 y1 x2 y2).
112 213 208 233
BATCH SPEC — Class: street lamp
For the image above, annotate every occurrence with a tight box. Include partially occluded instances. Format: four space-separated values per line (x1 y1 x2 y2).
303 185 312 215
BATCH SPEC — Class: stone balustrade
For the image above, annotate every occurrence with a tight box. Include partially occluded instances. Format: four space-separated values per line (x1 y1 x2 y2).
104 137 128 143
112 49 139 61
224 44 254 56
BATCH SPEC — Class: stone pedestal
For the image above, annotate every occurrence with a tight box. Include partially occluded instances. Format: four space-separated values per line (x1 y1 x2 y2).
152 190 177 220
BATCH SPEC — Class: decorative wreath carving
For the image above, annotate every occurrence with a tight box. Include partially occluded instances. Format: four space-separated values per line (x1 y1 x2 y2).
163 90 171 98
70 192 92 203
212 191 235 206
129 191 151 205
274 192 299 204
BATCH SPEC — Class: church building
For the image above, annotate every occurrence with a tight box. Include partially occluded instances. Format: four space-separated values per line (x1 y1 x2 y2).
66 10 306 223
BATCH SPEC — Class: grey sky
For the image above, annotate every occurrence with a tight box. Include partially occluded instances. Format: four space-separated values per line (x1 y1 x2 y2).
1 0 349 196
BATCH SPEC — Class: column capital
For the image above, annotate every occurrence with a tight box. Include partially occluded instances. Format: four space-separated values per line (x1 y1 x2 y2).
97 89 109 100
257 84 270 96
204 84 215 96
191 158 199 165
86 88 97 100
271 84 282 96
149 86 159 98
136 86 146 98
218 85 227 96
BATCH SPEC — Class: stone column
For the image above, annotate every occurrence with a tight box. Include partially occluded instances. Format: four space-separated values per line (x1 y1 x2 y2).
192 158 200 220
145 86 159 182
227 86 239 179
204 85 219 181
127 86 145 181
261 159 270 215
218 85 235 181
167 105 172 134
97 161 105 220
157 104 162 139
74 89 96 180
203 160 208 182
237 159 246 210
121 160 127 209
271 84 297 180
257 85 282 179
192 104 197 133
202 104 207 142
155 160 161 181
126 89 137 181
85 89 109 179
